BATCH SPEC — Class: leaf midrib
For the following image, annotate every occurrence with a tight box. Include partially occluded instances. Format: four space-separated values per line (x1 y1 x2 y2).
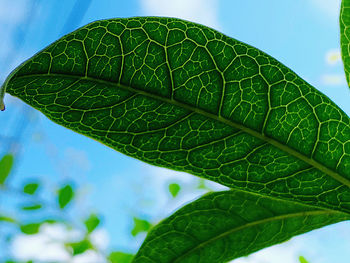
171 209 345 263
10 73 350 188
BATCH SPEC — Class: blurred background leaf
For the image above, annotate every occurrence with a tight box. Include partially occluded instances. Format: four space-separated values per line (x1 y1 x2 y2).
20 204 42 211
168 183 181 198
299 256 310 263
20 223 41 235
0 154 14 186
109 251 134 263
67 239 92 256
23 182 39 195
57 184 74 209
0 215 16 223
131 217 152 237
84 213 100 233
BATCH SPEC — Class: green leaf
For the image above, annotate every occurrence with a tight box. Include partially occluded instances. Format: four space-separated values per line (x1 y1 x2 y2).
340 0 350 87
84 213 100 233
21 204 42 211
3 17 350 213
23 182 39 195
0 214 16 223
131 217 152 237
57 184 74 209
133 190 350 263
0 154 14 186
67 239 92 255
20 223 41 235
197 179 212 191
43 218 59 224
168 183 181 198
299 256 310 263
109 251 134 263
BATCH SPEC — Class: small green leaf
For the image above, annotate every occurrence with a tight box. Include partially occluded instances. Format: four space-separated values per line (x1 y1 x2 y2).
109 251 134 263
57 184 74 209
299 256 310 263
21 204 42 211
131 217 152 237
168 183 181 198
4 17 350 214
0 154 14 186
43 219 58 224
133 190 350 263
23 183 39 195
197 179 212 191
67 239 92 255
84 213 100 233
20 223 41 235
340 0 350 87
0 214 16 223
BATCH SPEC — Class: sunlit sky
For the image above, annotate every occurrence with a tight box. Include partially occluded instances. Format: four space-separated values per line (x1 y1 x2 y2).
0 0 350 262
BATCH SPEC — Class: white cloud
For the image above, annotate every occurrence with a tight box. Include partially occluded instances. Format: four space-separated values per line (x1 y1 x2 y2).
321 73 346 86
71 250 107 263
139 0 220 29
90 229 110 251
11 224 75 262
309 0 341 18
11 223 109 263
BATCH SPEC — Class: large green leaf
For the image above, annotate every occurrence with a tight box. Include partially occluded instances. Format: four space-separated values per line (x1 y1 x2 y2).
341 0 350 86
133 190 349 263
2 17 350 212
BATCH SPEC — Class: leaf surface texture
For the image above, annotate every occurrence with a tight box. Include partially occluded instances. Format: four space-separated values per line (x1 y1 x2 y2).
133 190 350 263
4 17 350 212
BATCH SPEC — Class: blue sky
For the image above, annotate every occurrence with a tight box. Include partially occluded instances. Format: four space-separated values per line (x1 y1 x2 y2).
0 0 350 262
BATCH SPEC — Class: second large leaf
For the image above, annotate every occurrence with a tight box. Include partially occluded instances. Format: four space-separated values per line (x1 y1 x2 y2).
3 17 350 213
341 0 350 87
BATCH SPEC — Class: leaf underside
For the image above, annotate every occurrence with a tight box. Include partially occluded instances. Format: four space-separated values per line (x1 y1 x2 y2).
341 0 350 87
133 190 350 263
4 17 350 213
